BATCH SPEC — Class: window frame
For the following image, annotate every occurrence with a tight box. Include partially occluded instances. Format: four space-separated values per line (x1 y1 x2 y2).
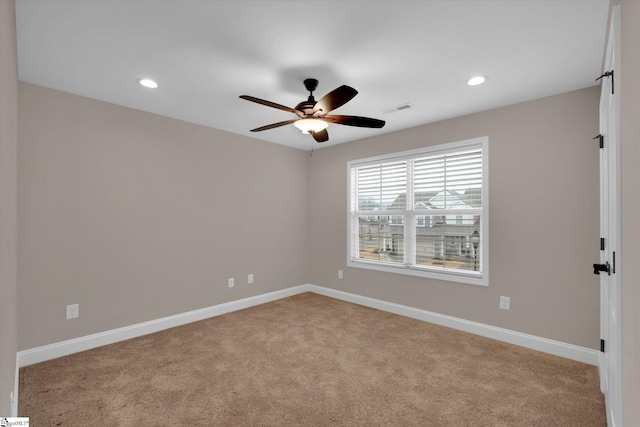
347 136 489 286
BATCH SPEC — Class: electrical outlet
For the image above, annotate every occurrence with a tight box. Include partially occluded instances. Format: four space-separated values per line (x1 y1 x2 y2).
66 304 79 319
228 278 234 288
499 296 510 310
338 269 343 279
248 274 254 284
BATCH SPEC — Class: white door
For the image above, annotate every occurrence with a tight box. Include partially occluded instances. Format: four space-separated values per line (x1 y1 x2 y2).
597 5 621 426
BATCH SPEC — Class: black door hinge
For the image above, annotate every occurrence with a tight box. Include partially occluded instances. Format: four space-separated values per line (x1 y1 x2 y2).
593 262 611 275
601 339 605 353
596 70 614 95
593 134 604 149
613 251 616 274
600 238 605 251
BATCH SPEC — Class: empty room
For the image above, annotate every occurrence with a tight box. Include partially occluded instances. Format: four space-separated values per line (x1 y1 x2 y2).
1 1 638 425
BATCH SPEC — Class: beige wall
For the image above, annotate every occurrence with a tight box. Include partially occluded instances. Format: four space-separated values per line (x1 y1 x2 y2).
308 87 601 349
17 83 603 353
0 0 19 415
619 1 640 423
17 83 310 350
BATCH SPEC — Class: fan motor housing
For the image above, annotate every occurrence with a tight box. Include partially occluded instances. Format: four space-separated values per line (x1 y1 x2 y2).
295 99 317 116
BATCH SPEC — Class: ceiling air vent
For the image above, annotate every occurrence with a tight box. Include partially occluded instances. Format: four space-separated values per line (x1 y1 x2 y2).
382 103 413 114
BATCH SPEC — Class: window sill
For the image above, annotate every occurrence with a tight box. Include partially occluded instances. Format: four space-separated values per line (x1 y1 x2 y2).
347 259 488 287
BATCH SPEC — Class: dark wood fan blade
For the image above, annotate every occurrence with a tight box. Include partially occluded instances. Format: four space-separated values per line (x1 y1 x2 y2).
311 128 329 143
313 86 358 114
322 115 386 128
250 119 298 132
239 95 304 117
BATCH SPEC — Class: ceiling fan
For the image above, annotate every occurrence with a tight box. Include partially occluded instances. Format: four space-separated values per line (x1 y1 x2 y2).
239 78 385 143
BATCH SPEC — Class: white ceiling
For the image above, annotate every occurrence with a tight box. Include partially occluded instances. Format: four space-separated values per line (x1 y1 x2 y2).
15 0 609 150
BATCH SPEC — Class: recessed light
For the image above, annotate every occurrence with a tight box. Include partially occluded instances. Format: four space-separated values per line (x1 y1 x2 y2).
138 78 159 89
467 75 487 86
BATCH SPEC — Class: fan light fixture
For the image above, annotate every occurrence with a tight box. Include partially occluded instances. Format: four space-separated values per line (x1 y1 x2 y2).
293 118 329 134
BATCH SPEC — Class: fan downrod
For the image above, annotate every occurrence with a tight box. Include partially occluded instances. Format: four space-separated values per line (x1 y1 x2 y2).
297 78 320 114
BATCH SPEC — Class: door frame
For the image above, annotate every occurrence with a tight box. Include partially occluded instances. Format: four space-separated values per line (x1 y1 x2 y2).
598 5 622 426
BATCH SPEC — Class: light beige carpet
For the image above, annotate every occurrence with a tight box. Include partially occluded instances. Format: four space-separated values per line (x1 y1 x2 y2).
19 292 605 426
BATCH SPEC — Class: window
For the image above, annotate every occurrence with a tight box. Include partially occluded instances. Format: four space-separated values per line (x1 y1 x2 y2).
348 137 488 286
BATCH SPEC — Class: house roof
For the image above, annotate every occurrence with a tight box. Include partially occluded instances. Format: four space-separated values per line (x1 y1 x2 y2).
389 189 481 210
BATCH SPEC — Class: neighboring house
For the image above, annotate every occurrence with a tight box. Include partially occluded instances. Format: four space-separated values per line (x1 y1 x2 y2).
359 190 481 270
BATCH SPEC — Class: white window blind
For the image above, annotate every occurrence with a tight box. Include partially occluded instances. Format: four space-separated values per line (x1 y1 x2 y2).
355 160 406 211
348 137 488 286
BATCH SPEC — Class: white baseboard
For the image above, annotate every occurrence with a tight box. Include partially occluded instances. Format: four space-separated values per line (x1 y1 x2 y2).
307 284 599 366
17 285 310 367
17 283 598 370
